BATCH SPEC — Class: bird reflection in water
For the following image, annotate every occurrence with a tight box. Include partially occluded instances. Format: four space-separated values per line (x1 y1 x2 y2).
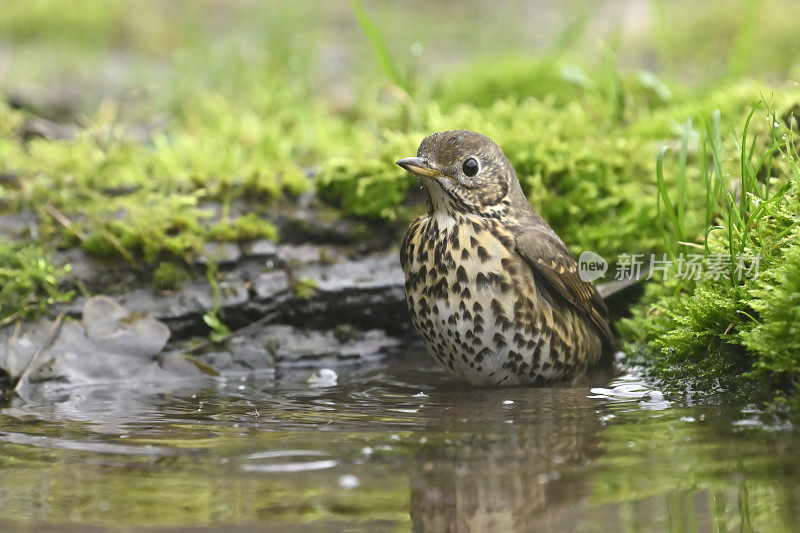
409 383 606 533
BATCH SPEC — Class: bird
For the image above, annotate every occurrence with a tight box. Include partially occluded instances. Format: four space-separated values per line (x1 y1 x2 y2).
397 130 613 387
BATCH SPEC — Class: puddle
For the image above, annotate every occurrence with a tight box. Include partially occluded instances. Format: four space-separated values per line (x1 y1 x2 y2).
0 348 798 531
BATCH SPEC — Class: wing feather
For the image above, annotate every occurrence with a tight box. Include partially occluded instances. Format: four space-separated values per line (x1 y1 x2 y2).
515 225 613 345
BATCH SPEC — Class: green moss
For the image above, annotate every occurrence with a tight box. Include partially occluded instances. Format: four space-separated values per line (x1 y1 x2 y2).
0 241 72 323
290 277 319 300
207 213 278 243
1 53 313 266
317 156 416 220
619 101 800 404
741 238 800 381
621 275 752 392
152 261 191 292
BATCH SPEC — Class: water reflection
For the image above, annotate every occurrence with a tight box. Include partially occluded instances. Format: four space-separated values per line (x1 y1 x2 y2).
410 387 602 532
0 349 798 531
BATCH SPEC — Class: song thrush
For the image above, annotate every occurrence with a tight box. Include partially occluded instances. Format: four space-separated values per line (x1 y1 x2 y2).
397 130 613 387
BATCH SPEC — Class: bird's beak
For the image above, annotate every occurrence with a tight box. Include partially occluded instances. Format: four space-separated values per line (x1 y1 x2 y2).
396 157 439 178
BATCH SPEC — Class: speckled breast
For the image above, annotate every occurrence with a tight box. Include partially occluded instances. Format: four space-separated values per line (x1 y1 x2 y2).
400 212 601 387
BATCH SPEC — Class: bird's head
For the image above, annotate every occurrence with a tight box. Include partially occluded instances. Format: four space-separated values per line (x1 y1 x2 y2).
397 130 521 217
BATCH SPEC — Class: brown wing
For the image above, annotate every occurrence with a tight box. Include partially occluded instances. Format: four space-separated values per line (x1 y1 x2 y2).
515 225 613 345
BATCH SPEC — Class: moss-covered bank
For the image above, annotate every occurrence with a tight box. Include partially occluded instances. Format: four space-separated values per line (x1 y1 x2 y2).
620 102 800 409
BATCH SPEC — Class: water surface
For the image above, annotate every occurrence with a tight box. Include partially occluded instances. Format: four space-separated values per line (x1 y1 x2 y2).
0 349 798 531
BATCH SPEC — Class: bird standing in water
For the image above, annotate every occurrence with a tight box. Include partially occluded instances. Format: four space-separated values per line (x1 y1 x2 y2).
397 130 612 387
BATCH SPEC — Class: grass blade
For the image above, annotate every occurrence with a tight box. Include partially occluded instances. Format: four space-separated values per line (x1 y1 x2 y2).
676 118 691 240
351 0 407 91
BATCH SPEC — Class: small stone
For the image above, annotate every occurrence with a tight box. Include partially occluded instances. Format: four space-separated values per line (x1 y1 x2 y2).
83 295 170 357
0 319 56 379
241 239 278 259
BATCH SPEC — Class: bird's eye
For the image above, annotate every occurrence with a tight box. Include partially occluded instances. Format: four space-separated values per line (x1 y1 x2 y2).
462 157 479 177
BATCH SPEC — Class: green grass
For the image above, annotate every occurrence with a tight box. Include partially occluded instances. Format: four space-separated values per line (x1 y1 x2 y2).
619 99 800 404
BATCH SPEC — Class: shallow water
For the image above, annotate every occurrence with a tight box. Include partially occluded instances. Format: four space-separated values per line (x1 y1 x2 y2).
0 349 798 532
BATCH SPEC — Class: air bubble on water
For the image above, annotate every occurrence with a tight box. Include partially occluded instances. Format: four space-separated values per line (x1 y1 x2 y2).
307 368 338 387
338 474 360 489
